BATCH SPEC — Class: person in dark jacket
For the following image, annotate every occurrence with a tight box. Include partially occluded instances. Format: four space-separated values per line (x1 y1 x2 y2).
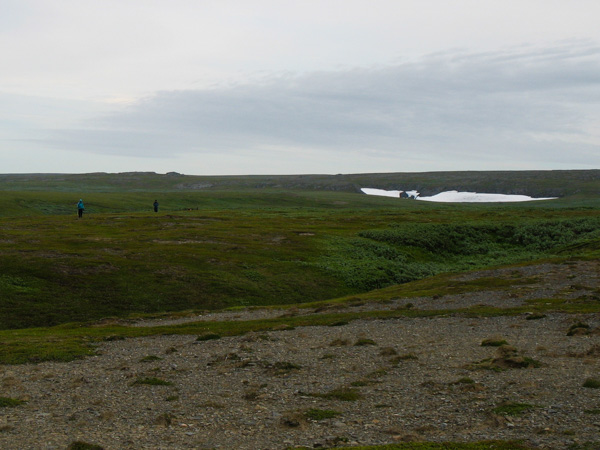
153 200 159 212
77 199 85 218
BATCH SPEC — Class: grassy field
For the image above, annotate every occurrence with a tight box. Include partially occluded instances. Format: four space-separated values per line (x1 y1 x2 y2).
0 180 599 330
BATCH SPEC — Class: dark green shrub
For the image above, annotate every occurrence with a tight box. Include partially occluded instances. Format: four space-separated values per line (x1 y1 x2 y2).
354 338 377 346
67 442 104 450
583 378 600 389
196 333 221 341
132 377 172 386
0 397 25 408
526 313 547 320
304 409 341 420
481 338 509 347
493 402 535 416
452 377 475 385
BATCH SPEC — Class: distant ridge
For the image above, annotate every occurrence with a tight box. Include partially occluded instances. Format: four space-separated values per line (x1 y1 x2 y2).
0 169 598 198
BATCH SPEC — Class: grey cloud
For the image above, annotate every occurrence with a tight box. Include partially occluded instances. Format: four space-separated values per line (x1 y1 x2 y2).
50 43 600 168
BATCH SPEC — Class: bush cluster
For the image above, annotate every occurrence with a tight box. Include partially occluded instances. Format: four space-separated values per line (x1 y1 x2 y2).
316 217 600 291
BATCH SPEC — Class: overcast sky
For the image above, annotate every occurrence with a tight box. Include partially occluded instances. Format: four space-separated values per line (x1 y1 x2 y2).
1 0 600 175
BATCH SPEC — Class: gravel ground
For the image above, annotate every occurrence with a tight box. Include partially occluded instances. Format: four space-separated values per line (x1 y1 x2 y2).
1 261 599 450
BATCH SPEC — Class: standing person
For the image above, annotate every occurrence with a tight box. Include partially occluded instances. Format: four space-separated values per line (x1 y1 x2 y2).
77 199 85 218
153 200 159 212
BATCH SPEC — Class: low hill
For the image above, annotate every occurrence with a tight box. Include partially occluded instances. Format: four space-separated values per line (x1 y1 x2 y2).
1 169 599 198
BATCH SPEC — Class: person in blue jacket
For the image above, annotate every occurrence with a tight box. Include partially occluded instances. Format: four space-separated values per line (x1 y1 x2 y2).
77 199 85 218
153 200 159 212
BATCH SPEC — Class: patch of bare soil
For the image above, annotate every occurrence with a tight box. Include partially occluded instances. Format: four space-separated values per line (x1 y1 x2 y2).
1 261 599 449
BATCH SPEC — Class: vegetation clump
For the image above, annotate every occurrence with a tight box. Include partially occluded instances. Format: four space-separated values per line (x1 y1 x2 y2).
525 313 547 320
306 387 362 402
132 377 173 386
140 355 162 362
242 389 260 401
67 442 104 450
265 361 301 376
492 401 536 416
304 408 342 421
380 347 398 356
567 322 591 336
154 413 176 426
280 412 305 428
390 353 418 366
481 338 509 347
582 378 600 389
0 397 25 408
103 335 125 341
470 345 541 371
196 333 221 341
451 377 475 385
354 338 377 346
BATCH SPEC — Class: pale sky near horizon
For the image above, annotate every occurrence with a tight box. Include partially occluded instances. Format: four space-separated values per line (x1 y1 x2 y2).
1 0 600 175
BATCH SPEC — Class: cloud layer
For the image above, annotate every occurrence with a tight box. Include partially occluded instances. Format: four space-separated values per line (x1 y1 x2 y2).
46 43 600 172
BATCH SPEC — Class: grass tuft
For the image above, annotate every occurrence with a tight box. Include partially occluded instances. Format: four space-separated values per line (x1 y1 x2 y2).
0 397 25 408
196 333 221 341
306 387 362 402
304 408 342 421
132 377 173 386
140 355 162 362
492 402 535 416
525 313 547 320
481 338 509 347
452 377 475 385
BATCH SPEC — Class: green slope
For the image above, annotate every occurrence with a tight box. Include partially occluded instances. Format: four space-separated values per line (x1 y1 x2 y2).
0 188 598 329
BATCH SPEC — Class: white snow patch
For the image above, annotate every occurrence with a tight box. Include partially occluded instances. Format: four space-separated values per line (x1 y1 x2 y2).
360 188 402 198
417 190 556 203
361 188 556 203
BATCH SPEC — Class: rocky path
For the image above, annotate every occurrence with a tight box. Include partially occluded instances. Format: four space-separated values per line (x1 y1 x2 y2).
1 261 599 449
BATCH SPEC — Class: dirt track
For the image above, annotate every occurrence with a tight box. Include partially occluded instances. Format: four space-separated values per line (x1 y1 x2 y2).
1 261 599 449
